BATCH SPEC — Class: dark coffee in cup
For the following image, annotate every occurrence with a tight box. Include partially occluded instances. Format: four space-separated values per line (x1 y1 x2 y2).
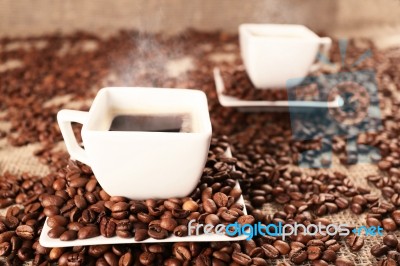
108 114 192 132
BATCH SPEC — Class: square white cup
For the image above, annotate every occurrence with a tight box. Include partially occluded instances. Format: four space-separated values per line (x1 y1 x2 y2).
57 87 212 199
239 24 332 89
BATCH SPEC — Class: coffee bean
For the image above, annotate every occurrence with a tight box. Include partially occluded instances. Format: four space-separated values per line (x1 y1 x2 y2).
262 244 279 259
47 215 68 228
4 216 19 229
42 195 65 207
135 228 149 241
100 217 116 238
59 230 77 241
81 209 96 224
378 160 392 171
78 225 100 239
392 210 400 225
350 203 363 214
367 217 382 227
213 192 228 207
18 246 33 261
148 224 168 239
48 226 67 238
137 212 154 223
201 187 212 202
116 229 132 238
371 244 390 257
162 258 182 266
74 195 87 210
56 251 70 266
194 254 211 266
220 209 239 222
273 240 290 255
252 257 268 266
174 245 191 261
49 247 66 261
335 197 349 209
87 245 110 258
146 244 164 254
378 258 397 266
290 249 308 264
116 219 132 231
182 200 198 212
164 200 180 211
172 209 190 219
160 217 178 232
313 260 329 266
296 233 313 244
204 214 220 226
203 199 217 214
307 245 322 260
383 234 399 248
307 240 324 247
346 234 364 251
110 202 129 212
237 215 255 225
119 252 133 266
232 252 251 265
67 252 85 265
383 187 396 198
43 206 60 217
0 199 14 209
382 218 397 231
290 241 305 251
69 177 89 188
0 242 11 256
387 250 400 262
251 196 266 207
15 225 35 240
104 251 118 266
173 225 188 237
321 249 337 262
67 222 84 231
334 257 355 266
85 178 97 192
95 257 109 266
212 250 230 262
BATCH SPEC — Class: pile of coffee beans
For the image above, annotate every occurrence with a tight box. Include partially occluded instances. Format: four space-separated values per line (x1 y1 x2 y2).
370 234 400 266
220 68 322 102
0 138 355 265
1 31 400 265
365 163 400 231
220 68 289 101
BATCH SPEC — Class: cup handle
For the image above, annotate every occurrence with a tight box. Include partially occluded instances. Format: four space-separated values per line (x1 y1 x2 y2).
57 109 90 166
309 37 332 72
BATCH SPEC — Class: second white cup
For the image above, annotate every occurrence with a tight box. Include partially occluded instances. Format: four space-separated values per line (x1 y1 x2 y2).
239 24 332 89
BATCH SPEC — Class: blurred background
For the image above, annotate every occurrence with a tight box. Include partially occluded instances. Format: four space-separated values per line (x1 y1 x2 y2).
1 0 400 48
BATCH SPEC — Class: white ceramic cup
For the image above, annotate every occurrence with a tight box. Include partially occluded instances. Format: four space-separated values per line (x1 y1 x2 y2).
239 24 332 89
57 87 212 199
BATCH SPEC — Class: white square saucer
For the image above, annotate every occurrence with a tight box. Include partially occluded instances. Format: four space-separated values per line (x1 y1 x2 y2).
213 67 343 112
39 148 247 247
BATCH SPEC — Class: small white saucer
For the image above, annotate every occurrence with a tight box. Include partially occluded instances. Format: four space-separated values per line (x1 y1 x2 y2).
213 68 343 112
39 149 247 247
